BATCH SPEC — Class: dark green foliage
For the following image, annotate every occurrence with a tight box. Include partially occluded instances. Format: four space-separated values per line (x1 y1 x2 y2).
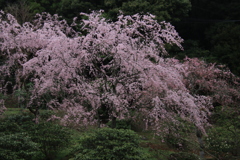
206 23 240 75
2 0 191 24
6 113 34 124
74 127 149 160
103 0 191 22
0 114 71 160
56 0 96 22
38 110 55 121
168 40 211 61
0 133 38 160
107 119 132 129
174 0 240 76
28 122 71 160
164 134 190 151
205 106 240 159
167 152 199 160
0 118 38 160
0 121 22 133
205 127 240 159
30 0 61 15
2 114 35 132
211 106 240 128
161 120 195 151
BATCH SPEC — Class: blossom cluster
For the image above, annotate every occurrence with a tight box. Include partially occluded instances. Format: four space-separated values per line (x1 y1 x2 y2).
1 10 239 134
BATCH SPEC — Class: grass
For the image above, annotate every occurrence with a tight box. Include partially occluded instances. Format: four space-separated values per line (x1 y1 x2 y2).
1 107 28 117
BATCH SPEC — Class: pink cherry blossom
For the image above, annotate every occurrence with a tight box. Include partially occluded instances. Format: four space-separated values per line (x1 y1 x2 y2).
1 10 239 134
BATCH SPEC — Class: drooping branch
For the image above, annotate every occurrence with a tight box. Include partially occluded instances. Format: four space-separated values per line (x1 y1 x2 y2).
1 10 239 134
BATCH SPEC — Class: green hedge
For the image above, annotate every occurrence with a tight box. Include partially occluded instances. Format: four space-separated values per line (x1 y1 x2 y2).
74 127 150 160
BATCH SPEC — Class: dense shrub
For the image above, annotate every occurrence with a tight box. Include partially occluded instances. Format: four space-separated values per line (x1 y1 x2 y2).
0 132 38 160
164 134 190 151
28 122 71 160
107 119 132 129
205 106 240 159
0 117 36 160
205 126 240 160
0 121 23 133
0 114 71 160
38 110 55 121
6 113 34 124
74 127 149 160
162 120 195 151
167 152 199 160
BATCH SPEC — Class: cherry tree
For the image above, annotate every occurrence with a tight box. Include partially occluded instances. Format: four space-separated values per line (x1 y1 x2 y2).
1 10 239 134
181 57 240 107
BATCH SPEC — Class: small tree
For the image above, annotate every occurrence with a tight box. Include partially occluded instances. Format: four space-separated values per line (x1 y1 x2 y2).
29 122 71 160
0 117 38 160
74 128 149 160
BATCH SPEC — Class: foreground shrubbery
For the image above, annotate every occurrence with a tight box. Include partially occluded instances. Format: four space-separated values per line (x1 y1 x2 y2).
204 106 240 160
0 111 200 160
73 127 149 160
0 113 71 160
1 110 240 160
0 133 38 160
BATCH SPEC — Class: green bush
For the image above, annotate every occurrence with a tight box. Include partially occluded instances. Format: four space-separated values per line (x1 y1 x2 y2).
0 132 38 160
6 113 34 124
4 114 36 132
74 127 149 160
205 126 240 160
1 114 72 160
0 116 37 160
164 134 193 151
107 119 132 129
167 152 199 160
38 110 55 121
206 106 240 159
0 121 23 133
163 121 194 151
29 122 71 160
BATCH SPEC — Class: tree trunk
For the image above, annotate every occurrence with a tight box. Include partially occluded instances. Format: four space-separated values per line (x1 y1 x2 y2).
28 107 39 124
196 128 205 160
111 116 116 128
